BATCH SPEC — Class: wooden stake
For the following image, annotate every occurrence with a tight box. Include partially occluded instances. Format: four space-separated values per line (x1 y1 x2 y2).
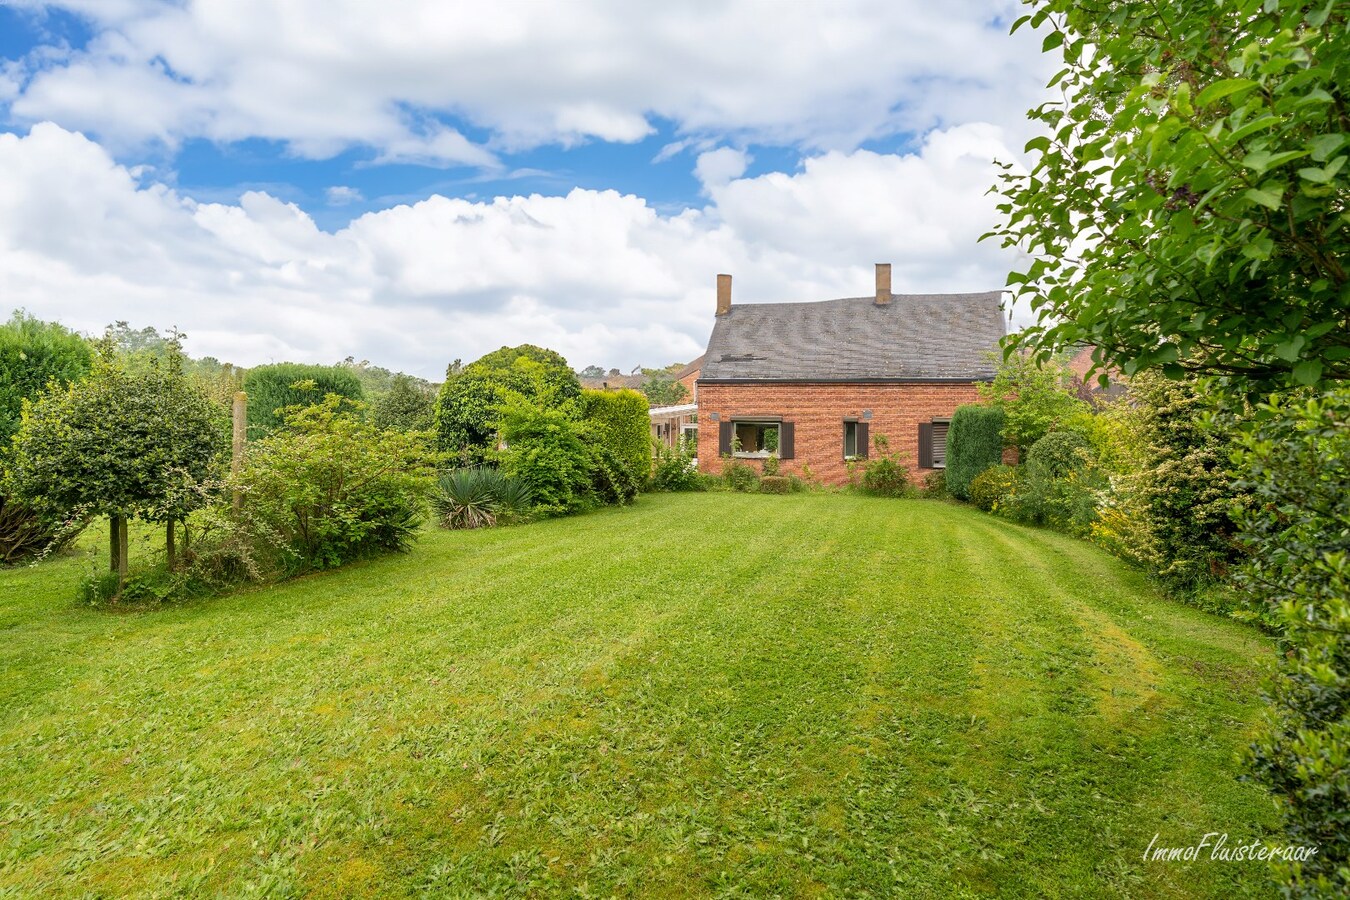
232 391 247 515
166 519 176 570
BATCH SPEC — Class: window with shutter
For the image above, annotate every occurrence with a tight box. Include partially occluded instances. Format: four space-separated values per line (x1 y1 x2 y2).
931 420 950 468
918 422 934 468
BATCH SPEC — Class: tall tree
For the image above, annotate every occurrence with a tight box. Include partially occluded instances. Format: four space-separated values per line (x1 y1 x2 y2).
990 1 1350 390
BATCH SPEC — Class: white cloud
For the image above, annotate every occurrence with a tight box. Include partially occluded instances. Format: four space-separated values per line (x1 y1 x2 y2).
325 185 363 206
694 147 750 191
5 0 1054 159
0 122 1022 377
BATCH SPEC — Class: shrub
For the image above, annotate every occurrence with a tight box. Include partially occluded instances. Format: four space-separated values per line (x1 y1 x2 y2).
435 345 580 464
238 395 429 572
431 467 532 530
1236 389 1350 896
374 373 436 432
650 442 703 492
242 363 364 435
1017 431 1103 535
861 456 911 497
946 405 1005 500
589 444 640 507
498 398 594 516
921 469 948 499
759 475 791 494
978 353 1090 453
722 457 759 493
582 389 652 487
762 453 780 476
969 465 1020 513
0 311 92 443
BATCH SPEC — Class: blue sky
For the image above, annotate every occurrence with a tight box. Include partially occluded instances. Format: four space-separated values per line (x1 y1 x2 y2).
0 1 1051 378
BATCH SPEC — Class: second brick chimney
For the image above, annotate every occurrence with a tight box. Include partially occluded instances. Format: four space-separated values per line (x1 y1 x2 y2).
875 263 892 306
716 273 732 316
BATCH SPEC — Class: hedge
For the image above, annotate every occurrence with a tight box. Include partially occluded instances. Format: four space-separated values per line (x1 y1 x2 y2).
946 405 1005 501
581 388 652 485
243 363 364 434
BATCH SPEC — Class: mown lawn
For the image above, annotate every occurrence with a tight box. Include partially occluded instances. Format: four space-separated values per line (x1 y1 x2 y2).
0 493 1278 898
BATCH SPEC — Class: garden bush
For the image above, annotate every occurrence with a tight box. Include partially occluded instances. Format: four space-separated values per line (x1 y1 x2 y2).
946 405 1005 500
374 373 436 432
582 388 652 486
589 444 640 507
498 397 595 516
921 469 947 499
1235 389 1350 896
243 363 364 435
435 345 580 464
721 458 759 493
431 467 532 529
238 395 429 572
1017 431 1103 535
650 442 703 492
969 465 1020 513
861 456 911 497
977 352 1090 453
759 475 791 494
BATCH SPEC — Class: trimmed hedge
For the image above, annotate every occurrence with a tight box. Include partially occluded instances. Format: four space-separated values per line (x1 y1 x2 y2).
946 405 1005 501
243 363 364 434
582 388 652 485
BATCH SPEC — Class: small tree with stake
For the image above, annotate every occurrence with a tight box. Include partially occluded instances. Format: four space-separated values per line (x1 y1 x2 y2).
10 338 223 586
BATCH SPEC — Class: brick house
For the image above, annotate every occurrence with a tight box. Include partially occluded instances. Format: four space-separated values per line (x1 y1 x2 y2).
695 265 1005 485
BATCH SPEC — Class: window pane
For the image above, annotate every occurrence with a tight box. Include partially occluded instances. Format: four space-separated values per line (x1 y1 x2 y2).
844 421 857 457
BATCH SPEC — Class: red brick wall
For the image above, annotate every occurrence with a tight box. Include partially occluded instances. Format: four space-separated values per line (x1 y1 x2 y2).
678 368 699 402
696 381 983 485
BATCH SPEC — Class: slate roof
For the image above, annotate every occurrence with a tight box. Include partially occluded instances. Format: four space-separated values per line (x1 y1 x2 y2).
699 292 1005 382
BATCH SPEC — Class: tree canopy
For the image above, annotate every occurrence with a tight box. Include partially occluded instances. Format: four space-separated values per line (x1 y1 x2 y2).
0 311 92 444
991 1 1350 389
434 345 581 462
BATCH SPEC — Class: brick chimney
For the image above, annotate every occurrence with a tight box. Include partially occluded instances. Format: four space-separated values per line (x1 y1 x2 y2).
716 273 732 316
875 263 892 305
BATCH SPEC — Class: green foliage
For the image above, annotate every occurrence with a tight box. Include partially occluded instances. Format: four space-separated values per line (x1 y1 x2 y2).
0 495 78 564
860 434 912 498
581 389 652 487
238 395 429 572
650 442 704 492
243 363 364 435
435 345 580 464
1017 432 1104 536
588 444 640 507
1092 372 1243 589
0 311 92 444
762 453 780 476
977 353 1089 453
721 457 759 493
946 405 1006 501
11 348 223 525
498 397 594 517
969 465 1020 514
759 475 791 494
921 469 948 499
639 373 689 406
374 373 436 433
1236 390 1350 897
992 1 1350 389
431 467 532 530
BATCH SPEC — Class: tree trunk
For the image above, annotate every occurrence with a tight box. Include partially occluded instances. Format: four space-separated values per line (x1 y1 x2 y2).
117 516 129 584
166 519 176 570
232 391 247 516
109 515 120 576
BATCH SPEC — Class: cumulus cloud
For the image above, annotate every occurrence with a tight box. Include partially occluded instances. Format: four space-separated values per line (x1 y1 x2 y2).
325 185 363 206
3 0 1054 159
694 147 750 191
0 122 1023 378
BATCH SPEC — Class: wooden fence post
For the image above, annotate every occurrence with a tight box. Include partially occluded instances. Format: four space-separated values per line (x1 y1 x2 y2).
232 391 247 515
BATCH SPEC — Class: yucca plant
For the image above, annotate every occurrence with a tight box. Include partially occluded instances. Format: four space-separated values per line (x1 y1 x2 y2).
431 467 532 530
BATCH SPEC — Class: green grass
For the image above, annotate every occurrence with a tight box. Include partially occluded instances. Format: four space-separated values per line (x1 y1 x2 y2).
0 494 1278 898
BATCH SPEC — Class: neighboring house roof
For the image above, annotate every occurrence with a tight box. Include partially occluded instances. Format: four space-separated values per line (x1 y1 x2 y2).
673 354 704 380
580 373 645 391
699 292 1005 382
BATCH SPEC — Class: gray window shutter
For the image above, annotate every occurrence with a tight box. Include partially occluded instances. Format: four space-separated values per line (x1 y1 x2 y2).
918 422 934 468
719 421 733 456
779 422 795 459
857 422 869 459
